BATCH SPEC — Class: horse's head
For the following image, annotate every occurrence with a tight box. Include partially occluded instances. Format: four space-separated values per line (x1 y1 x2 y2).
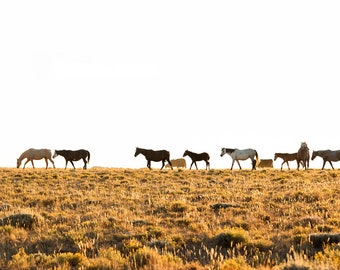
52 151 58 159
16 159 21 168
274 153 278 161
220 148 234 157
134 147 141 157
311 151 317 160
220 148 226 157
183 150 189 157
300 142 308 149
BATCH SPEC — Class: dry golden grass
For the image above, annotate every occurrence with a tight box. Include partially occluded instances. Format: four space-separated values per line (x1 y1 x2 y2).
0 168 339 269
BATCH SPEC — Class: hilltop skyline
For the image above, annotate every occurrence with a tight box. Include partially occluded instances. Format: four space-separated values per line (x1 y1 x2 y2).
1 1 339 169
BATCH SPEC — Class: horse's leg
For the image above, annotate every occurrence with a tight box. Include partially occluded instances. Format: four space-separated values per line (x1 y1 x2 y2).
327 160 334 170
167 159 173 170
49 158 55 168
147 160 151 170
206 160 210 170
230 159 235 170
189 161 194 170
166 158 174 170
251 158 256 170
286 161 290 170
70 161 76 169
44 158 48 169
30 160 35 169
23 159 30 169
281 161 284 171
160 160 165 170
65 160 68 169
194 161 198 170
236 160 242 169
83 158 87 169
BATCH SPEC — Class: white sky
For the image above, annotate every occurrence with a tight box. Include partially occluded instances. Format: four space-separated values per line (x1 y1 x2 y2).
1 1 340 169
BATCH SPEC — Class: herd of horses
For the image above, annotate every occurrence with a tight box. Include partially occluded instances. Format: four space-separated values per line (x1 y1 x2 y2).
135 142 340 171
15 142 340 170
16 149 90 169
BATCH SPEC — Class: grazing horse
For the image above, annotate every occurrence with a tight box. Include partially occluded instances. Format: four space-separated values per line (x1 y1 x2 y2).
297 142 310 170
274 153 300 171
220 148 259 170
134 147 172 170
17 148 55 169
165 158 186 169
183 150 210 170
311 150 340 170
53 149 90 169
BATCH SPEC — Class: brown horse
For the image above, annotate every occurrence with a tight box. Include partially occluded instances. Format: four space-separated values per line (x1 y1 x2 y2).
53 149 90 169
311 150 340 169
183 150 210 170
297 142 310 170
134 147 172 170
17 148 55 169
274 153 299 171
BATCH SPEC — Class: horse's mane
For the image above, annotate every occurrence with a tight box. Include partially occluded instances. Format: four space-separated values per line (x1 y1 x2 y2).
224 148 236 153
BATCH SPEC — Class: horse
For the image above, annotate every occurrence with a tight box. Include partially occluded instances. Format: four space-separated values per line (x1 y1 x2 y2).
183 150 210 170
17 148 55 169
274 152 299 171
53 149 90 169
297 142 310 170
165 158 186 169
311 150 340 170
134 147 172 170
220 148 259 170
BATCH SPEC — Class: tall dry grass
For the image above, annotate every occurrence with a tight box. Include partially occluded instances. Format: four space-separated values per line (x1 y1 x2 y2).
0 168 339 269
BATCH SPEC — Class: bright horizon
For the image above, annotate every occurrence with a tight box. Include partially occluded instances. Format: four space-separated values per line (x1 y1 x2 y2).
1 1 340 170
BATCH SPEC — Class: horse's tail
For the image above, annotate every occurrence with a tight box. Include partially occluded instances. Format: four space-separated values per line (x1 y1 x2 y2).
87 151 90 164
255 150 260 166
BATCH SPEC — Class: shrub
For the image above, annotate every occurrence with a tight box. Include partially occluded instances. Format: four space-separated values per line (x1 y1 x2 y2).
0 213 42 229
170 201 190 213
213 228 248 248
309 233 340 249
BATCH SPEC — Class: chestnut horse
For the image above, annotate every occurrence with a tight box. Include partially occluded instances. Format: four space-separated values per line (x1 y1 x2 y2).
274 153 299 171
134 147 172 170
17 148 55 169
183 150 210 170
53 149 90 169
297 142 310 170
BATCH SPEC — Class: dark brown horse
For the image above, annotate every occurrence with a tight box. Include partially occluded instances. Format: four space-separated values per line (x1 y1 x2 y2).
312 150 340 169
134 147 172 170
53 149 90 169
297 142 310 170
183 150 210 170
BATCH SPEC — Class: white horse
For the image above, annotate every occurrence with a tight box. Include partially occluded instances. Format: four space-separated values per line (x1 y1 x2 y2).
17 148 55 169
220 148 259 170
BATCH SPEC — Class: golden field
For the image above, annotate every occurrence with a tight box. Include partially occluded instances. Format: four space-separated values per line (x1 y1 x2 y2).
0 168 339 269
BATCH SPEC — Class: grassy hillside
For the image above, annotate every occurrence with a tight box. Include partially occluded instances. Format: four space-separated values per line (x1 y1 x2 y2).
0 168 339 269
